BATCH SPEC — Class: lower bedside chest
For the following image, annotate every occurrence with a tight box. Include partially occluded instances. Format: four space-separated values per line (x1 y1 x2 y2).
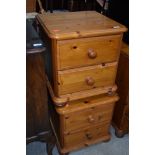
49 94 119 154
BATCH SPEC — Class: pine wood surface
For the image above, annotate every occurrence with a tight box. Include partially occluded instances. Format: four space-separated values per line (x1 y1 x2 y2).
36 11 127 40
57 35 122 70
37 11 127 154
56 94 119 114
62 101 115 133
63 123 110 148
59 85 117 102
52 94 118 153
57 132 111 154
47 76 118 105
57 62 118 95
37 11 126 97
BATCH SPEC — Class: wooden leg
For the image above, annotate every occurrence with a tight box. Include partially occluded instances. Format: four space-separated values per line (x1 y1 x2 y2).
112 122 128 138
115 128 125 138
102 133 111 142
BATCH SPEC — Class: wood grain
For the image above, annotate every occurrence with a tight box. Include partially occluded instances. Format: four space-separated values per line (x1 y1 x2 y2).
56 93 119 114
63 123 110 148
63 102 114 133
57 62 118 95
37 11 127 154
60 85 118 101
36 11 127 40
47 79 117 104
57 35 122 70
52 93 118 152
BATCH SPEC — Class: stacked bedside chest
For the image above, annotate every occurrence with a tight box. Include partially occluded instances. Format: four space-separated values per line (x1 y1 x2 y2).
36 11 127 155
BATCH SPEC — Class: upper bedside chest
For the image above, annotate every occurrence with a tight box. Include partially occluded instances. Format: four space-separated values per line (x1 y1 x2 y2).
37 11 127 101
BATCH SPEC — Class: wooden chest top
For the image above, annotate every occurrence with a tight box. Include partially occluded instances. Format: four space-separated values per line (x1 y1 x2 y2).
37 11 127 40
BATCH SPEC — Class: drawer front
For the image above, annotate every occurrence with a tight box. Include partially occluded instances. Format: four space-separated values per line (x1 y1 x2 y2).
57 35 121 70
64 102 115 132
58 62 117 95
64 123 109 148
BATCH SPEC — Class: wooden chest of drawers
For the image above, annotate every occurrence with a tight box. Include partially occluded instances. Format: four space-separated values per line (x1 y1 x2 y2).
50 94 119 153
37 11 127 154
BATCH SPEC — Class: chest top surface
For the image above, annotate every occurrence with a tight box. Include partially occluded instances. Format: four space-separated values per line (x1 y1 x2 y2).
37 11 127 40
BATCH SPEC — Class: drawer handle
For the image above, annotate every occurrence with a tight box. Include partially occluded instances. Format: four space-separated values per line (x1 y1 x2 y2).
85 77 95 86
88 48 97 59
86 132 93 140
88 115 95 123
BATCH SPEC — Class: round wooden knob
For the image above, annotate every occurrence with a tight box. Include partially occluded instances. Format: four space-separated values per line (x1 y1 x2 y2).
85 77 95 86
88 48 97 59
88 115 95 123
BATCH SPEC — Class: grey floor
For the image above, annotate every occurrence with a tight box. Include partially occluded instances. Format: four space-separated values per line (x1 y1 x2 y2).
27 127 129 155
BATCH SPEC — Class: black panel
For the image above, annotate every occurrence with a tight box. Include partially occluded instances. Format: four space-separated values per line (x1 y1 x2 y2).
108 0 129 43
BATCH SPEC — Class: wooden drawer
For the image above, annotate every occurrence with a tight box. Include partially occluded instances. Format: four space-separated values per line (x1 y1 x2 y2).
56 94 118 133
57 62 117 95
63 123 109 148
64 102 114 132
55 94 118 151
57 35 121 70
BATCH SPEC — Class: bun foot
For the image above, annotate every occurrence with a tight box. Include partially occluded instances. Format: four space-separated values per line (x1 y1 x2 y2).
115 129 125 138
102 134 111 142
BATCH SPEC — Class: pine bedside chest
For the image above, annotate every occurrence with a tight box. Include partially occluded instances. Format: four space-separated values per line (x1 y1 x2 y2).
37 11 127 155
